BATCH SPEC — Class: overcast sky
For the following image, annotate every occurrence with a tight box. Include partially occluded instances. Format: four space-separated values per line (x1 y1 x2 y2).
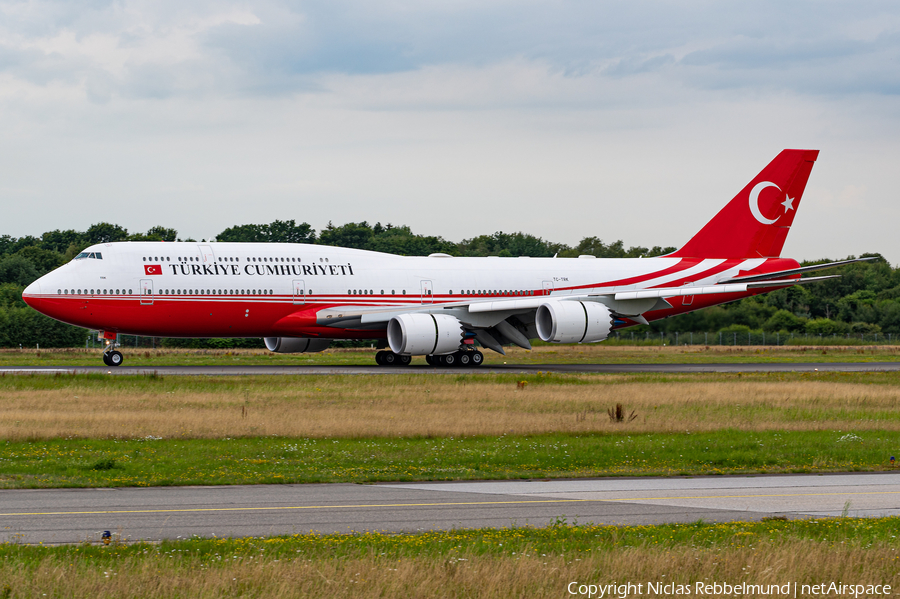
1 1 899 262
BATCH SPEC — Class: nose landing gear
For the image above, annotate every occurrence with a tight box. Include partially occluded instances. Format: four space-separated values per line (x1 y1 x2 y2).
101 336 124 367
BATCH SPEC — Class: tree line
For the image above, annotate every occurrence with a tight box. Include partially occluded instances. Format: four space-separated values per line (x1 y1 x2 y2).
0 220 896 347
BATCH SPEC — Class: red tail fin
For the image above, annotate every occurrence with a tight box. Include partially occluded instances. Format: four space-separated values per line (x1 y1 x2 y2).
672 149 819 259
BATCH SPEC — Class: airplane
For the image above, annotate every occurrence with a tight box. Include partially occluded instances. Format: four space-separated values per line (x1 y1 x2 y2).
22 149 868 368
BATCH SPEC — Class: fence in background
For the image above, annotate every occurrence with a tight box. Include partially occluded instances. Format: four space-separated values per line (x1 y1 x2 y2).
609 331 898 346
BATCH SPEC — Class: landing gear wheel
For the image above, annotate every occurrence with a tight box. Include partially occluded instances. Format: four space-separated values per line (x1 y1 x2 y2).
425 355 436 366
106 351 124 367
381 351 397 366
458 352 471 367
375 351 386 366
398 355 412 366
471 351 484 366
442 353 456 367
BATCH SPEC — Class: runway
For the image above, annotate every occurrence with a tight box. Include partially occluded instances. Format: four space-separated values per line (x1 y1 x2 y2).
3 473 899 544
1 362 899 375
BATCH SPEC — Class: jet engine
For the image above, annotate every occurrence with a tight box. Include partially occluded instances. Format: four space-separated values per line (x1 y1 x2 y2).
387 313 464 356
264 337 332 353
535 300 613 343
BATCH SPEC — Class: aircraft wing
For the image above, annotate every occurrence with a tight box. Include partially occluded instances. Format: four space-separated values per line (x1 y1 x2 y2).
276 270 843 353
313 274 839 328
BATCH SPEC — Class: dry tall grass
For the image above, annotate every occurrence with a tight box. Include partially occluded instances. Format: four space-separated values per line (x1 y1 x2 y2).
0 543 896 598
2 375 900 440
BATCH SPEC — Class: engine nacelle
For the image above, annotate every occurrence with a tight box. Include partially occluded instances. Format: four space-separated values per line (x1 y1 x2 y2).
387 313 464 356
264 337 332 353
535 300 613 343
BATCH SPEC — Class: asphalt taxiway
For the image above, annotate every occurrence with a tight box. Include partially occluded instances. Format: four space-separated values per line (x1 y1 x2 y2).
3 473 899 544
0 362 899 376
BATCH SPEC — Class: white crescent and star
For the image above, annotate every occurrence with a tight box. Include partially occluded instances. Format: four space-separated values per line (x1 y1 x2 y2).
147 266 158 274
749 181 794 225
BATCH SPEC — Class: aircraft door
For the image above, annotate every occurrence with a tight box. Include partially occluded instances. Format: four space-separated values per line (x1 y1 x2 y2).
682 282 694 306
542 280 554 296
293 280 306 305
140 279 154 305
420 280 433 304
199 245 216 264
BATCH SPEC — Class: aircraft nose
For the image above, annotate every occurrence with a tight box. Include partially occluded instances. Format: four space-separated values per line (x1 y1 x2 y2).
22 280 42 309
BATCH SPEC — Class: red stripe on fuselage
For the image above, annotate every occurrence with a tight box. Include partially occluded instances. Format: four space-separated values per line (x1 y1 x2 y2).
647 259 740 289
27 295 417 338
568 258 699 291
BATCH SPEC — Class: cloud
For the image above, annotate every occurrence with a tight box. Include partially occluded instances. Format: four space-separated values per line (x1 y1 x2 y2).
1 0 899 101
1 1 900 263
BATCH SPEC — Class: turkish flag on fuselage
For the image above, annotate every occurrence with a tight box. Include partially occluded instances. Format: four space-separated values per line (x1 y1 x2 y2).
144 264 162 275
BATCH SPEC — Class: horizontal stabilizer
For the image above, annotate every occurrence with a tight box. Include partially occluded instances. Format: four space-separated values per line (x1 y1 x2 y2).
614 275 838 301
718 257 877 284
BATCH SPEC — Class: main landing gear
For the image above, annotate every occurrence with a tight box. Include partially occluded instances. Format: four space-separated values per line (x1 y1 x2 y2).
374 350 484 367
374 351 412 366
425 350 484 368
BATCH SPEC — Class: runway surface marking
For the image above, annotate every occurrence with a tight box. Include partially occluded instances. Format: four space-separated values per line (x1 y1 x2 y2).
6 490 898 518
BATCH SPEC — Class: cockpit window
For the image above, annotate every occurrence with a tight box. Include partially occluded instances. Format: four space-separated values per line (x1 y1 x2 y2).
73 252 103 261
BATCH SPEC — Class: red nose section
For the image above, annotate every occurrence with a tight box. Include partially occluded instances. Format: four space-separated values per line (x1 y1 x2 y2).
22 281 42 310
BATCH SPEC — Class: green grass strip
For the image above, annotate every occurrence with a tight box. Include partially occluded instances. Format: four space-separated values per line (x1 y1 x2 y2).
2 345 899 366
2 518 899 559
2 430 897 489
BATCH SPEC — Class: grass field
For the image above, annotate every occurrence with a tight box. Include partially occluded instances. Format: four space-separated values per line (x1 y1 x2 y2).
1 519 898 597
2 352 898 595
2 343 900 366
1 372 898 487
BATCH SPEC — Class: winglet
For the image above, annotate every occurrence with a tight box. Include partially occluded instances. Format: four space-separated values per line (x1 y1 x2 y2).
671 149 819 259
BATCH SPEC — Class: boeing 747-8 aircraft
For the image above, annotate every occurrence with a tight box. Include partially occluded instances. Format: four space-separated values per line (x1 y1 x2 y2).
22 150 864 367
